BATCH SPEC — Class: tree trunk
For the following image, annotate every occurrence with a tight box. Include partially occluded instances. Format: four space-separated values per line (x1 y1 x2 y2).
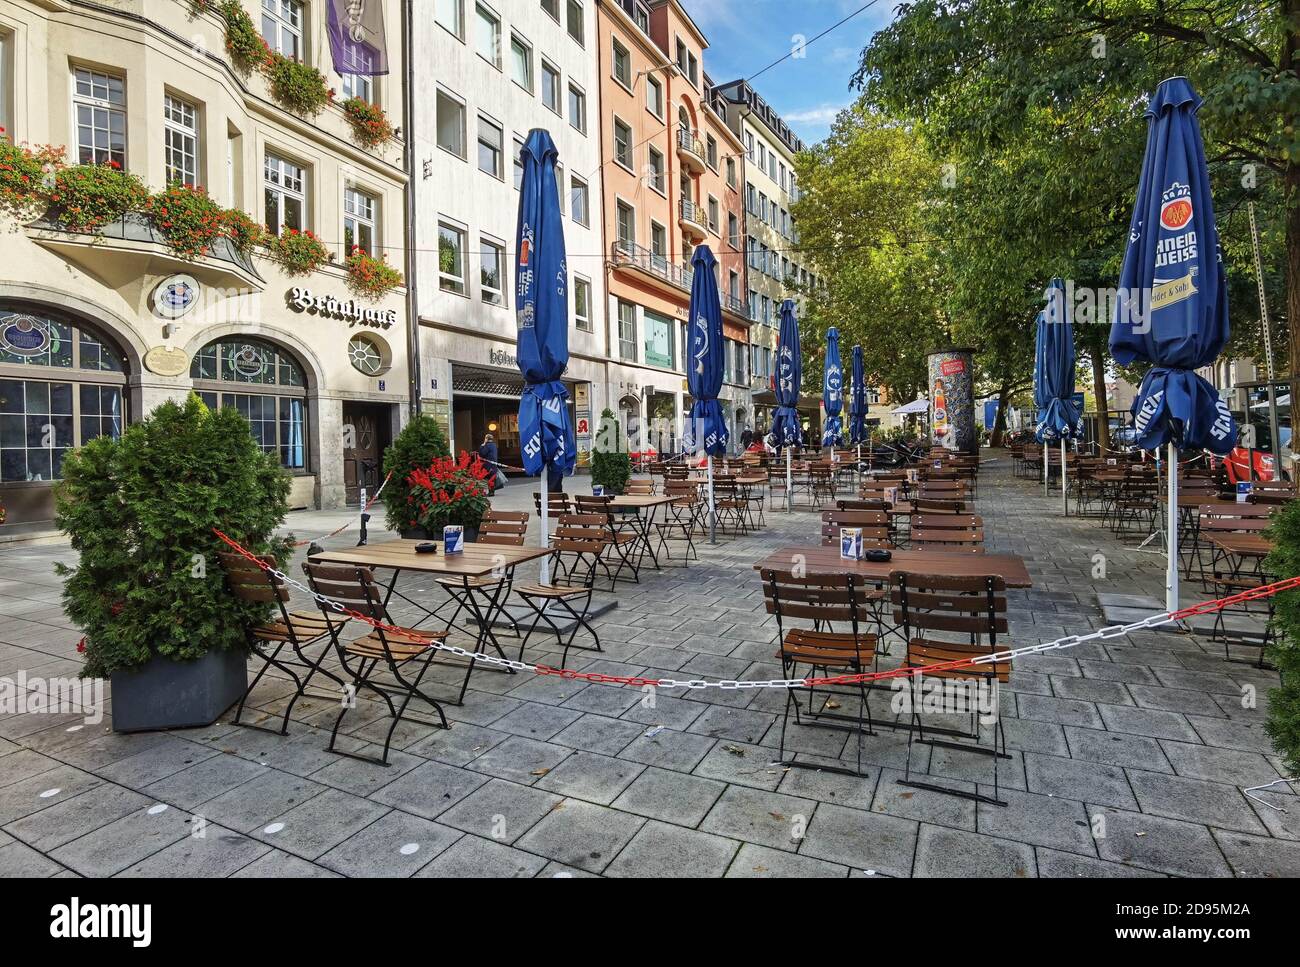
1287 158 1300 423
990 381 1012 447
1089 324 1111 454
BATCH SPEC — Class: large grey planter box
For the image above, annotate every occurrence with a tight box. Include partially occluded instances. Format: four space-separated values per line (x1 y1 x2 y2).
110 648 247 732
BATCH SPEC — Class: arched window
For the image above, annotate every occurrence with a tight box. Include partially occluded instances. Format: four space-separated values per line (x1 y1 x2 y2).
0 306 127 483
191 338 308 469
678 104 691 135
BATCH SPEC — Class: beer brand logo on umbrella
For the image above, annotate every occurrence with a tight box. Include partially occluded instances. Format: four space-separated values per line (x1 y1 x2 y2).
1159 182 1193 231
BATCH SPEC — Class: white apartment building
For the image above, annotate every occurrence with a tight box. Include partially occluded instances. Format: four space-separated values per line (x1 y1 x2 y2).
412 0 607 468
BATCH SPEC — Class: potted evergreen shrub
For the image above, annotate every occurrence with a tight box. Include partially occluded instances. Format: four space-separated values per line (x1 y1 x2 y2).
382 413 450 538
56 395 291 731
591 408 632 495
405 454 492 543
1264 504 1300 774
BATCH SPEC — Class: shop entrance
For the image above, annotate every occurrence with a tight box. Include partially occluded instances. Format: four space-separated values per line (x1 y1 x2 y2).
450 363 583 473
342 402 391 504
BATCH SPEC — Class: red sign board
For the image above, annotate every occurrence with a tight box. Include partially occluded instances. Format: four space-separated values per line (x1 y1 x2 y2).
940 359 966 376
576 418 590 434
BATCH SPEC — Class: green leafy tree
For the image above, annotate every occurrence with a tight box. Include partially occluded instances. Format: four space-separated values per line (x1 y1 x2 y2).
1264 502 1300 772
56 395 291 679
382 412 451 532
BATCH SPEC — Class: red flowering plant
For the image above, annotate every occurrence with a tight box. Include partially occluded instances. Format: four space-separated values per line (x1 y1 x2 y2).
0 131 64 218
47 160 150 232
222 207 263 253
263 226 331 275
404 452 493 535
342 97 394 148
147 183 231 259
345 246 403 298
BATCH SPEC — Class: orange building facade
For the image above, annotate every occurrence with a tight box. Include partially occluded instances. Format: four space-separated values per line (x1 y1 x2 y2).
596 0 752 454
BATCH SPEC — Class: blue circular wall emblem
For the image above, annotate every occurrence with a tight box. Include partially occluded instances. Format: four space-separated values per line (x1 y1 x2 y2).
0 314 51 356
152 274 200 319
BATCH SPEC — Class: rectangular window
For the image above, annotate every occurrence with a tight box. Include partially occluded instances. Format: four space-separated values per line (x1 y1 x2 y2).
727 212 739 248
573 275 592 331
163 94 198 187
707 196 719 233
436 89 466 157
616 200 634 246
729 269 740 301
650 222 666 260
475 3 501 67
435 0 464 39
706 134 717 169
555 163 565 215
566 0 585 45
541 0 559 20
647 146 664 193
480 237 505 305
567 84 587 133
612 38 631 89
263 152 305 235
646 74 663 118
613 117 633 170
726 157 736 188
644 311 674 369
477 114 502 177
438 221 467 294
570 175 589 225
618 301 637 361
513 133 525 189
343 186 376 256
541 60 561 114
510 35 532 91
73 67 126 167
261 0 303 59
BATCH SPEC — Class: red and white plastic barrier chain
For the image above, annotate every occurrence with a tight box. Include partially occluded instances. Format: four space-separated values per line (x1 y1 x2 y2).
289 471 393 547
215 528 1299 691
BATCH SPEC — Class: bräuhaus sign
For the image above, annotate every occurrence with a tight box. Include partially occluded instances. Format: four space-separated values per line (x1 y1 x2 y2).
287 287 396 329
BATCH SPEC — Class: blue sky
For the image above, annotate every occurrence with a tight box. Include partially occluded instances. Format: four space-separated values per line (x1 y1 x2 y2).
687 0 900 145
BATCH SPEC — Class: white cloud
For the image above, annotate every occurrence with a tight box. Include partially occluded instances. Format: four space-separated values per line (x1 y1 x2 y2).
782 103 849 125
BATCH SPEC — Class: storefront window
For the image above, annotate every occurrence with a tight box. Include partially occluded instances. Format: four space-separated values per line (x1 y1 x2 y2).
0 308 128 483
191 338 308 470
644 311 674 369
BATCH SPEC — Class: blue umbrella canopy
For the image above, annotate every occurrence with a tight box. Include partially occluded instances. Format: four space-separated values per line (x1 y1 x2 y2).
1034 278 1081 442
1109 77 1235 455
515 129 575 480
770 299 802 447
820 327 844 447
682 245 728 457
849 344 867 445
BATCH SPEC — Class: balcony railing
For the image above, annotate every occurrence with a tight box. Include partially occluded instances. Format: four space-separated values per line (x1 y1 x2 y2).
611 239 693 293
676 128 706 170
679 198 706 230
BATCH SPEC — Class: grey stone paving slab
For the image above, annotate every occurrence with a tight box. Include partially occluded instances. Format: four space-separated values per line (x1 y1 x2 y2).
230 849 341 877
976 788 1096 855
0 764 103 825
4 783 150 852
914 824 1036 878
200 770 329 832
1213 830 1300 878
692 740 785 791
367 760 488 819
1064 726 1173 772
434 777 562 843
465 734 573 785
1095 703 1200 741
118 825 271 878
698 785 816 853
252 787 391 860
402 721 509 766
317 810 462 877
1125 770 1266 835
611 766 726 827
604 820 740 877
550 714 643 757
49 802 194 876
619 727 715 772
534 750 643 804
798 802 918 876
725 842 849 878
1035 847 1166 878
1016 694 1105 728
513 798 645 873
1158 740 1284 788
1091 808 1232 877
1023 753 1138 811
0 839 67 877
139 753 268 811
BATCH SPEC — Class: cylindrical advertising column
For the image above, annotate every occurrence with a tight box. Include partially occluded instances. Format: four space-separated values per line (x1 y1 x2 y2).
927 348 977 455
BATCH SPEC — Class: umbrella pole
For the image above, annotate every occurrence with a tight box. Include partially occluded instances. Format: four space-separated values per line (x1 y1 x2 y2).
1166 442 1179 614
707 453 717 545
1061 439 1068 516
1043 440 1049 495
786 445 793 513
540 470 550 585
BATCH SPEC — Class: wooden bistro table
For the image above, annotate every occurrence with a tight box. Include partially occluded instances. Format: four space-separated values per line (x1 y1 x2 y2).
753 545 1033 588
608 494 679 571
1206 532 1274 580
309 539 551 698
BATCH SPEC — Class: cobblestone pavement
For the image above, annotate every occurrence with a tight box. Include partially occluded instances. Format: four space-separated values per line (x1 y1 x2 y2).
1 455 1296 878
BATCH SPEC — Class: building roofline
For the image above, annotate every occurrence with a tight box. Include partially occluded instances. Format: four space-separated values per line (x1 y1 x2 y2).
712 77 807 155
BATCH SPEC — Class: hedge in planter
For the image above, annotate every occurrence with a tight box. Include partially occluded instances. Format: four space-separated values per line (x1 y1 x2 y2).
56 394 291 680
591 408 631 494
1264 501 1300 773
382 413 451 533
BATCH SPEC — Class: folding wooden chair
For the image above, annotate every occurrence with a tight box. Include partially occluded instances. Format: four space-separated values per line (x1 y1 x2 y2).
891 571 1012 806
625 478 655 496
550 512 639 589
301 562 449 766
655 479 701 563
218 551 348 736
760 568 879 777
435 509 528 636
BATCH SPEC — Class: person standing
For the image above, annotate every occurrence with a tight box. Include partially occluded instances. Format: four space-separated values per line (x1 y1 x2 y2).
740 425 753 450
478 433 503 494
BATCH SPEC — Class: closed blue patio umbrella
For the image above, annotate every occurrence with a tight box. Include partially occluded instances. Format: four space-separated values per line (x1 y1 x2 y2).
682 245 728 543
515 128 574 581
821 327 844 449
1109 77 1236 613
770 299 802 511
1035 278 1081 514
850 344 867 463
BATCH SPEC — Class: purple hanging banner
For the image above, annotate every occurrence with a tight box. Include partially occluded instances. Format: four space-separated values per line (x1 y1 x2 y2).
327 0 390 77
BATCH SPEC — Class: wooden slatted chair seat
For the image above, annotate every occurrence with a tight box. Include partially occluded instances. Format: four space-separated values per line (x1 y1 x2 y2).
344 628 446 660
513 583 589 600
910 514 983 531
253 611 335 643
905 639 1010 682
778 628 875 667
